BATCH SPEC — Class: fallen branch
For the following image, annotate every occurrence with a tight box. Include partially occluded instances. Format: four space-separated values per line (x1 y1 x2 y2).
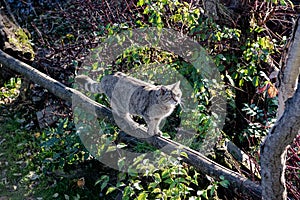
0 49 261 199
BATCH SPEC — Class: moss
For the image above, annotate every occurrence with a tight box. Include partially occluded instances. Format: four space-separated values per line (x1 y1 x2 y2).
8 28 34 60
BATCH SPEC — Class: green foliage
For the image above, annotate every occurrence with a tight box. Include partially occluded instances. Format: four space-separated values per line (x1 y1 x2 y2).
137 0 202 30
34 119 85 172
97 151 229 200
29 119 93 198
0 118 34 198
235 36 275 87
0 77 21 103
267 0 293 6
206 22 278 88
0 113 92 199
239 101 277 152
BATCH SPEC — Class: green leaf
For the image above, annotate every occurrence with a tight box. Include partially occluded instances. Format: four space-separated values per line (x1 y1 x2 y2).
143 6 150 14
137 0 145 7
64 194 70 200
226 72 235 86
133 180 143 190
152 188 161 193
252 76 259 87
220 180 230 188
123 186 133 198
280 0 286 5
135 20 144 27
164 178 173 184
117 143 127 149
239 79 244 87
128 167 138 177
154 173 162 183
118 157 126 169
176 177 188 184
218 64 225 72
199 190 208 199
232 72 239 80
161 0 168 4
161 169 170 179
101 177 109 191
52 193 59 198
117 181 126 187
180 151 188 158
156 15 162 24
148 182 158 189
136 192 148 200
217 54 226 61
210 185 216 196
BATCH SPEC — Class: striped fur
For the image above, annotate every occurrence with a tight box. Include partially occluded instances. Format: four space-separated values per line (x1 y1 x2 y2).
75 72 181 136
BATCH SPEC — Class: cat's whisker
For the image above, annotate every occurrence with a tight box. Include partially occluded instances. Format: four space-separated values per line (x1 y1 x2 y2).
178 99 186 111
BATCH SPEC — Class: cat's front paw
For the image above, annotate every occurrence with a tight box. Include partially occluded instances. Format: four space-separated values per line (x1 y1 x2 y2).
147 128 162 136
147 130 155 136
156 130 163 136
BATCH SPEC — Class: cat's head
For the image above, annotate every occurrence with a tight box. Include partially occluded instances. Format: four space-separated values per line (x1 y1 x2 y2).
157 81 182 105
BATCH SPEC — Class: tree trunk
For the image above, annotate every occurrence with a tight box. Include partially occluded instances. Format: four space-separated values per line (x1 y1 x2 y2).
260 17 300 200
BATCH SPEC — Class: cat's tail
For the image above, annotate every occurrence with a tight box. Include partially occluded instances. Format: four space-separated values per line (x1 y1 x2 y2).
75 75 103 93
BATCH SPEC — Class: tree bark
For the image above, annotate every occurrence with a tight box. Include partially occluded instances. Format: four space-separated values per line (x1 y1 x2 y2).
278 18 300 118
0 49 262 199
260 17 300 200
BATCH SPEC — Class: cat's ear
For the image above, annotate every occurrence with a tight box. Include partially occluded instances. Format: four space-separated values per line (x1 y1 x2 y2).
172 81 180 89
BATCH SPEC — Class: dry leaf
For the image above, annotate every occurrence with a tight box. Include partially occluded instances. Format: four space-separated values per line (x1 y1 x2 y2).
77 177 85 188
267 83 278 98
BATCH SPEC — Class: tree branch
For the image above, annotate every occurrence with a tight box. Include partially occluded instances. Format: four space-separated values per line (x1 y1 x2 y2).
0 49 261 199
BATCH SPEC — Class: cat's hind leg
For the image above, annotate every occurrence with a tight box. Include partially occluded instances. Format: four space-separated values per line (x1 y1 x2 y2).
113 111 141 136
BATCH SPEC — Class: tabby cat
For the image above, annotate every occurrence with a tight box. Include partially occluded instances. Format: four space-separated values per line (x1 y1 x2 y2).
76 72 182 136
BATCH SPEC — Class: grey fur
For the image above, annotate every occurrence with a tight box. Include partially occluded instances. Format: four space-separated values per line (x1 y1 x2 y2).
76 72 182 136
